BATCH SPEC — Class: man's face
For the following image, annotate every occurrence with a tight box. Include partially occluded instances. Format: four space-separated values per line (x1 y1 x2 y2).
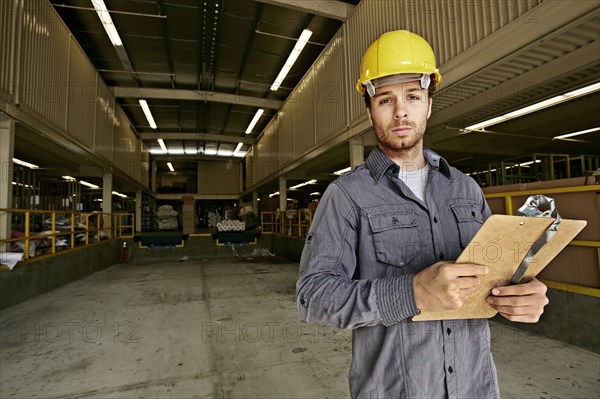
367 80 432 157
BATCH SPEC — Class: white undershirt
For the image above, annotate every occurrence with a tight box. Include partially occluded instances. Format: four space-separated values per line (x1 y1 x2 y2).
399 163 430 202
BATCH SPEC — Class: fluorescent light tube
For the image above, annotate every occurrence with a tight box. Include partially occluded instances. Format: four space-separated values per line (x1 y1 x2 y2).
217 148 233 157
245 109 264 134
168 148 185 155
13 158 39 169
334 167 351 175
233 143 244 155
149 148 167 154
269 192 280 198
167 162 174 172
271 29 312 91
157 139 168 152
62 176 76 181
290 179 317 190
466 82 600 131
80 180 99 189
554 127 600 140
466 116 507 131
91 0 123 47
139 99 157 129
112 191 127 198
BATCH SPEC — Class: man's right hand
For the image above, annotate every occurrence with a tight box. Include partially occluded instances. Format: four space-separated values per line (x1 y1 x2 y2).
413 261 489 312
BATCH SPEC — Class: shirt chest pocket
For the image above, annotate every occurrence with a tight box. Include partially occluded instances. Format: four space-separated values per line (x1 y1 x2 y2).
449 202 484 249
367 206 419 267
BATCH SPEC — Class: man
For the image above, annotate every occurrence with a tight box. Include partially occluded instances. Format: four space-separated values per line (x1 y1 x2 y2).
296 30 549 398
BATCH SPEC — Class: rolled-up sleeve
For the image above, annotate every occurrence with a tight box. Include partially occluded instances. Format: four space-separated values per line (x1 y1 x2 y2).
296 183 420 329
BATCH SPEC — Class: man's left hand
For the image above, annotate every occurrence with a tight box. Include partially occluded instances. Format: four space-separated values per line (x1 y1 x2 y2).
486 278 549 323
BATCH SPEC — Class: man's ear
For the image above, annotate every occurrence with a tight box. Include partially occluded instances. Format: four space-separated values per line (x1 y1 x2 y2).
426 97 433 120
366 107 373 126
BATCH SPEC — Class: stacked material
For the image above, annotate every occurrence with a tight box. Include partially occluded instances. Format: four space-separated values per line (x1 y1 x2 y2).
156 205 179 230
207 211 221 228
216 220 245 232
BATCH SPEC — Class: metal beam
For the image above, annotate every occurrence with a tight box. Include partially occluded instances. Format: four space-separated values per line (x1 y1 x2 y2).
254 0 354 21
111 87 282 109
139 132 254 145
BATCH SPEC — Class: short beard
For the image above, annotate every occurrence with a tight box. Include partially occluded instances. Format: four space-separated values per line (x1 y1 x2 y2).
373 120 425 159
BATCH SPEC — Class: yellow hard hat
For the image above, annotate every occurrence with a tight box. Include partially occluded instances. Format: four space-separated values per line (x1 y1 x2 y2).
356 30 442 96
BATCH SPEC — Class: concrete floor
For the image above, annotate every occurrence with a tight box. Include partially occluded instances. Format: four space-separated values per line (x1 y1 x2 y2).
1 255 598 399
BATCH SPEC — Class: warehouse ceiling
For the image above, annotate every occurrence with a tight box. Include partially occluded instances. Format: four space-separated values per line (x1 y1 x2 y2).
13 0 600 199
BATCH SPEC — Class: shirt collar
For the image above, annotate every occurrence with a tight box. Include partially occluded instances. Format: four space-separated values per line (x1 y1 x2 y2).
365 146 452 181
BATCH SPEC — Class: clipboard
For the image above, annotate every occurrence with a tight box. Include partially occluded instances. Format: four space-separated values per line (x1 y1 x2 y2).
412 214 587 321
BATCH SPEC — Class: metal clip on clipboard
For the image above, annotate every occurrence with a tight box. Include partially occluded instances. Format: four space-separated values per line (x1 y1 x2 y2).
510 195 562 284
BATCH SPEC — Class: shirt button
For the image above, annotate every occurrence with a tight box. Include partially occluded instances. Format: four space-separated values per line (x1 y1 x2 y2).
447 328 451 335
433 216 438 223
448 366 454 374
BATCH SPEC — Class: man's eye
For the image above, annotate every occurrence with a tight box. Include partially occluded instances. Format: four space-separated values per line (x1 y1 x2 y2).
408 95 421 101
379 98 392 105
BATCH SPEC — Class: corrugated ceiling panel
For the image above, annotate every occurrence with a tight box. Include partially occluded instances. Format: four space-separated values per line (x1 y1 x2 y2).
432 12 598 116
66 37 96 149
19 0 70 129
293 69 316 157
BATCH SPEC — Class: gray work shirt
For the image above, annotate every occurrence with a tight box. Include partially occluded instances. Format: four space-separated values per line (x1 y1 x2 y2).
297 147 500 398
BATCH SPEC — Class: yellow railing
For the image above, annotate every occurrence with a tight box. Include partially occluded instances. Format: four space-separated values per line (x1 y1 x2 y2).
0 208 134 264
261 209 314 238
258 185 598 296
483 184 599 248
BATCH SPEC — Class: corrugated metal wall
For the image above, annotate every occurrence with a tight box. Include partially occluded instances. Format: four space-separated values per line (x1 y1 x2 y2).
19 0 70 130
314 31 347 143
250 0 545 190
128 135 141 182
94 80 115 162
66 38 97 149
113 107 133 178
0 1 15 98
260 120 279 181
140 143 149 187
279 103 294 166
198 160 241 195
245 148 254 189
2 0 149 188
292 71 316 158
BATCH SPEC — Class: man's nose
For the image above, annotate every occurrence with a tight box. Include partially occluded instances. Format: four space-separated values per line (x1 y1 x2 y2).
393 102 408 120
